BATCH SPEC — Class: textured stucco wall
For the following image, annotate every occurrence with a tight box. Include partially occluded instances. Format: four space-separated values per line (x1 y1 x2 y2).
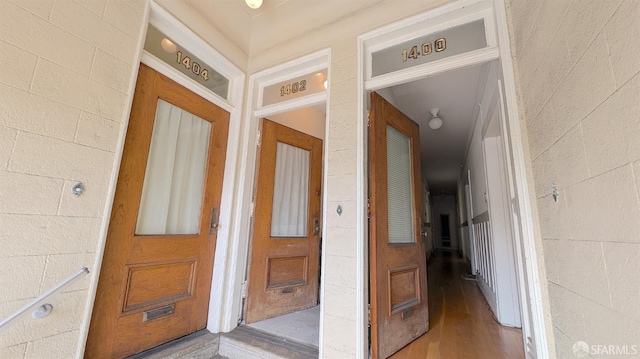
0 0 148 357
506 0 640 357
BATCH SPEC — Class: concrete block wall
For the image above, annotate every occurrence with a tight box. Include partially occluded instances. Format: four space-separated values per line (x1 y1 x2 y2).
506 0 640 356
0 0 147 357
320 35 360 358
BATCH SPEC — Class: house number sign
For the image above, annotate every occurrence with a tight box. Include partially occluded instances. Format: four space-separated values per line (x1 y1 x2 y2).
262 69 327 106
371 19 487 77
280 80 307 97
143 24 230 99
401 38 446 62
176 51 210 81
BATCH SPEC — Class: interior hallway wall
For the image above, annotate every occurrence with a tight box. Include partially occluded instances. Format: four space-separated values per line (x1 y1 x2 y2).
0 1 148 357
506 0 640 357
422 179 434 258
268 106 327 140
462 129 488 218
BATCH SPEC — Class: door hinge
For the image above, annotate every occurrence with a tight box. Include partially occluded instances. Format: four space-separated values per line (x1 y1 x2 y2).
241 281 247 299
367 198 371 218
250 201 255 217
367 304 371 326
256 130 261 147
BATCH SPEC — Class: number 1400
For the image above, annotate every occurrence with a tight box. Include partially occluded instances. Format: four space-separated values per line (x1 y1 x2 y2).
401 38 446 62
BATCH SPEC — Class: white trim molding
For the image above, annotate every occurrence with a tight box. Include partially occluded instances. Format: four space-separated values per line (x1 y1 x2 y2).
254 92 327 119
364 47 500 92
356 33 369 359
493 0 550 356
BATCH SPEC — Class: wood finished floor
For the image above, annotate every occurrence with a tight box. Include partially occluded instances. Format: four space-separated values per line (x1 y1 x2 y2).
389 251 525 359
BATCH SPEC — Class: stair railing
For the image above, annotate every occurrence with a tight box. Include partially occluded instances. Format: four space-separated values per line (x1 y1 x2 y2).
0 267 89 333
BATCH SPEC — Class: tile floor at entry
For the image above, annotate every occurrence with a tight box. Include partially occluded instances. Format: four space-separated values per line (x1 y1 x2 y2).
246 305 320 347
390 251 525 359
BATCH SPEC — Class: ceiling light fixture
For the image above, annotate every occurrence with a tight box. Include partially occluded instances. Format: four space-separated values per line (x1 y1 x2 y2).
428 108 443 130
245 0 263 9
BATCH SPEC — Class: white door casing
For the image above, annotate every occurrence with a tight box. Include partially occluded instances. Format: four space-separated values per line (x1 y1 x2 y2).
359 0 549 357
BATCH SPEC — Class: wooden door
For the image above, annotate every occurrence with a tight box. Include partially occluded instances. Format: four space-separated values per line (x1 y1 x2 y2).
245 119 323 324
85 64 230 358
369 92 429 358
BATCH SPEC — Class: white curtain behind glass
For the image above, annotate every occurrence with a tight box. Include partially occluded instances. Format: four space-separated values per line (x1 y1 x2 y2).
387 125 414 243
270 142 310 237
135 99 212 235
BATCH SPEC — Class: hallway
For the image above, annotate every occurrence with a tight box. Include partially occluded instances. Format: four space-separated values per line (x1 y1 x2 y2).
390 251 525 359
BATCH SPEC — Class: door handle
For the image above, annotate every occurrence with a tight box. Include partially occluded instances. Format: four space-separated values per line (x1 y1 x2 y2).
209 207 218 235
313 216 320 235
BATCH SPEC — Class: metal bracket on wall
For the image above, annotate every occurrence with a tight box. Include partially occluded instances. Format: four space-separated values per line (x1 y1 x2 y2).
72 182 85 197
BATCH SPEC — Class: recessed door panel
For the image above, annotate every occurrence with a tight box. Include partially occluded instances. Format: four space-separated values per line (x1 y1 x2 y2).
122 260 196 312
388 266 420 314
266 255 308 289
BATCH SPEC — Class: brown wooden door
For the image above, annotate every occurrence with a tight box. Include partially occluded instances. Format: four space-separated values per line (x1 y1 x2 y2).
369 92 429 358
85 64 230 358
245 119 323 324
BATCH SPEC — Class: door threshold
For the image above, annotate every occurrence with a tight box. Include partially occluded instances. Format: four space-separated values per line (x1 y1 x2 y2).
126 330 222 359
219 326 318 359
246 305 320 348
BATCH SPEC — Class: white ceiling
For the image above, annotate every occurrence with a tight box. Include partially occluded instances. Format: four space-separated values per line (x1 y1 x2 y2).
378 63 490 195
238 0 292 18
160 0 455 71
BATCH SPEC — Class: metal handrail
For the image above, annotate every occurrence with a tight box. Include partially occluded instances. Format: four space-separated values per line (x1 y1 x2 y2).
0 267 89 333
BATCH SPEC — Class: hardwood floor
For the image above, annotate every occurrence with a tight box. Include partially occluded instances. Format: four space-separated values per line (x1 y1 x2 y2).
389 251 525 359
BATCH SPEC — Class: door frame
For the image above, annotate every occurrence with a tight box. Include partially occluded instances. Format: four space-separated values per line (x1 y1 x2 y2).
358 0 549 358
223 49 331 340
80 1 246 354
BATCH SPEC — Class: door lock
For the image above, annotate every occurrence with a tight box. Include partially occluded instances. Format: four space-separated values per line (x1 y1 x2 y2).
313 216 320 235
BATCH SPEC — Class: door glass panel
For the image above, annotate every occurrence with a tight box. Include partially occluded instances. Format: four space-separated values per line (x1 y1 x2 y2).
387 125 415 244
270 142 310 237
135 99 212 235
